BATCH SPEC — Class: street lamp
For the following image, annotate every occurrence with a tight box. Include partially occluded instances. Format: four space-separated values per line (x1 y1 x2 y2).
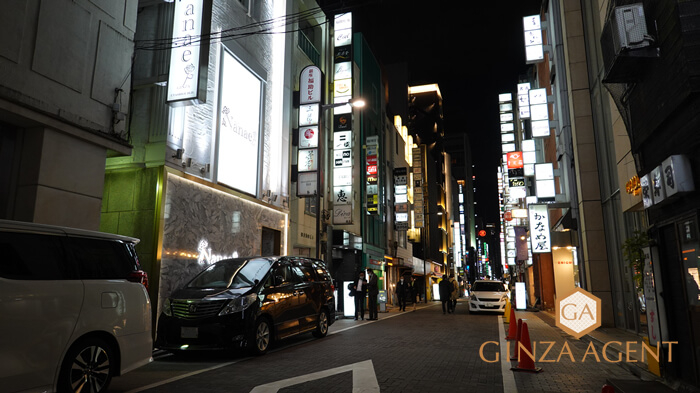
315 97 365 260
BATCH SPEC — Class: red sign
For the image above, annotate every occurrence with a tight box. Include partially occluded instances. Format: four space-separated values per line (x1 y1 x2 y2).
479 230 487 237
504 211 513 221
507 151 524 169
366 165 377 175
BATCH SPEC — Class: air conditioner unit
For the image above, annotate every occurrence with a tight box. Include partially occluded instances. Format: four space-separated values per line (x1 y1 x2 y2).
611 4 650 52
601 3 658 83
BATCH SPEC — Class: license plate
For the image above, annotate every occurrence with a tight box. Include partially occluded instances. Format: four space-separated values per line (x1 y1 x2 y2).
181 327 198 338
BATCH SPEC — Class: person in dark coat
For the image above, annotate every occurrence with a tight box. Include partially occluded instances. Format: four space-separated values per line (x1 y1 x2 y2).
439 275 453 314
367 269 379 320
396 276 410 311
353 271 367 320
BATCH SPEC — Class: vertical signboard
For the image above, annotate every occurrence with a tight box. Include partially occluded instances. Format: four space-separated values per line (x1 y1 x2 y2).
529 204 551 253
366 135 379 214
296 65 323 197
523 14 544 64
412 147 424 228
167 0 211 105
332 13 354 224
394 167 408 230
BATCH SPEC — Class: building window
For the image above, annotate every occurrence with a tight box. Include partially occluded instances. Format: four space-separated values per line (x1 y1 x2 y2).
304 196 317 216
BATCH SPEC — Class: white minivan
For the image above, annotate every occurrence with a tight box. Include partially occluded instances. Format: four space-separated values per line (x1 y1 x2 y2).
0 220 153 393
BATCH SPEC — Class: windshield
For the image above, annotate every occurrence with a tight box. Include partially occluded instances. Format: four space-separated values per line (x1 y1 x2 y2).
187 258 273 289
472 282 505 292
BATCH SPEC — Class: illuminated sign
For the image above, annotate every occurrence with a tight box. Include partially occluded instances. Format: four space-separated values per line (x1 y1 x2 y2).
167 0 210 105
300 65 322 105
217 49 261 196
523 15 544 64
299 126 318 148
507 151 524 169
529 204 551 253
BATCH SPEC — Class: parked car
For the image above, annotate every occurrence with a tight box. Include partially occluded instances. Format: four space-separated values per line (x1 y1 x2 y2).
156 256 336 355
468 280 509 314
0 219 152 393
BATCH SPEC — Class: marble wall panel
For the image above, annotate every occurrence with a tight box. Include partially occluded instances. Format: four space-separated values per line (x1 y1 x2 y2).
157 174 286 315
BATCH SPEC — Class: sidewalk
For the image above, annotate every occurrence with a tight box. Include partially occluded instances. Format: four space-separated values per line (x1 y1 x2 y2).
505 309 677 393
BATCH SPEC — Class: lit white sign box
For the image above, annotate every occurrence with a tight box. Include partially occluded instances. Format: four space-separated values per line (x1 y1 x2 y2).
334 167 352 186
334 78 352 97
334 185 352 205
334 62 352 80
300 65 322 105
499 93 512 102
297 172 317 196
334 149 352 167
536 179 556 198
515 282 527 310
531 119 550 137
517 83 531 95
298 149 318 172
530 103 549 121
529 204 551 253
299 126 318 148
529 88 547 104
299 104 320 126
167 0 210 105
335 13 352 31
217 49 261 196
334 205 352 224
334 131 352 149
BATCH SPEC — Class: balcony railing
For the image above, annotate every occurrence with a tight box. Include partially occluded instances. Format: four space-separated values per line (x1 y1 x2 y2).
298 31 320 67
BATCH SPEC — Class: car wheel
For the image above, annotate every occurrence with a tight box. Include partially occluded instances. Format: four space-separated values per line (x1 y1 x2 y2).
57 337 115 393
312 309 329 338
249 317 271 355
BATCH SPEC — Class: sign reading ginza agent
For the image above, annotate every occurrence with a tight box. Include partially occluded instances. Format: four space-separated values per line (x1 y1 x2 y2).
167 0 210 105
528 204 551 253
332 13 354 225
296 65 322 198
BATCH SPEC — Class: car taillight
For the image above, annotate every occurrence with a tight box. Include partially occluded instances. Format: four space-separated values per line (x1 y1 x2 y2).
128 270 149 290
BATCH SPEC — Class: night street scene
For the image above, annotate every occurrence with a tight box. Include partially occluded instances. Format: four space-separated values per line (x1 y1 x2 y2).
2 1 700 393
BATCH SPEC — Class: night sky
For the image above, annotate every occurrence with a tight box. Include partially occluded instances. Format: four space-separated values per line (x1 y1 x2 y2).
335 0 542 225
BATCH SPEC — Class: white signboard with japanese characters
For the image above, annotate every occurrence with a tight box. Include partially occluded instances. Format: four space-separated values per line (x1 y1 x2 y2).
529 204 551 253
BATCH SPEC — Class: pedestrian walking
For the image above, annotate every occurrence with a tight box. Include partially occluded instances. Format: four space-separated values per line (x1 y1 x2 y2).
367 269 379 320
353 271 368 320
410 276 418 311
439 275 453 314
449 274 459 312
396 275 410 311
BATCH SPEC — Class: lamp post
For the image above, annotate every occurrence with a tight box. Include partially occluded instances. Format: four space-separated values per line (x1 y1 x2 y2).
316 97 365 260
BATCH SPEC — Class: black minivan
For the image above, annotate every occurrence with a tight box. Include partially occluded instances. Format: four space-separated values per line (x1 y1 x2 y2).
155 256 335 354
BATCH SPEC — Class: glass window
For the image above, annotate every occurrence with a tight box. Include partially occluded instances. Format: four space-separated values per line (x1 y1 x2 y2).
0 232 73 280
188 258 272 289
68 237 136 279
678 218 700 306
472 281 506 292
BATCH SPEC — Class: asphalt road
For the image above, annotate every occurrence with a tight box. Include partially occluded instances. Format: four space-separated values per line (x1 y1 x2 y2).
107 300 504 393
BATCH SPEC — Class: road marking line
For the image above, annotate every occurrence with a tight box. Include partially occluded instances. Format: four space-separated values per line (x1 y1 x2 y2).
123 359 245 393
249 359 379 393
499 315 518 393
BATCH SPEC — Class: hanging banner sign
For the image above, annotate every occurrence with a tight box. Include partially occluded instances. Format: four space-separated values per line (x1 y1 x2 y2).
529 204 551 253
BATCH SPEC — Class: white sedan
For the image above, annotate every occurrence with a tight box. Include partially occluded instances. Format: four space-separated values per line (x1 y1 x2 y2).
468 280 509 313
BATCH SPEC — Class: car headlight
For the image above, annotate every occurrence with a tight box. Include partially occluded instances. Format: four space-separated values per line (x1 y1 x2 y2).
501 294 509 302
163 298 172 316
219 293 257 316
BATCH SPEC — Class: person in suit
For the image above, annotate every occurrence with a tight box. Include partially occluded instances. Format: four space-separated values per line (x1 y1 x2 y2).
439 275 453 314
396 275 410 311
353 271 368 320
366 269 379 320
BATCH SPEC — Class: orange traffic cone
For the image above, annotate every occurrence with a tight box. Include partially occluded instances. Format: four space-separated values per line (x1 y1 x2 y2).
511 321 543 373
506 307 518 339
510 318 522 360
